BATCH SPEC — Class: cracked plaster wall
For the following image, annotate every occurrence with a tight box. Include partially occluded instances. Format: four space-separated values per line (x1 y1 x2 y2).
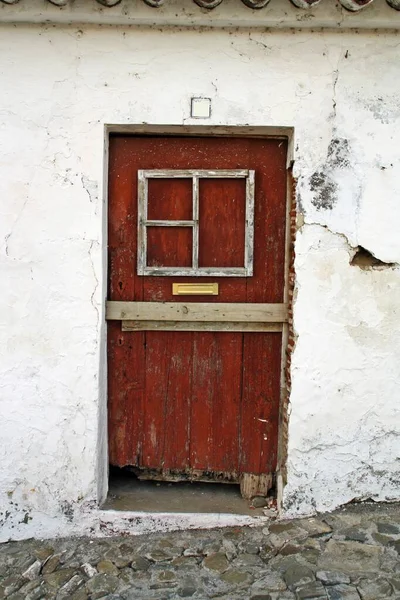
0 24 399 540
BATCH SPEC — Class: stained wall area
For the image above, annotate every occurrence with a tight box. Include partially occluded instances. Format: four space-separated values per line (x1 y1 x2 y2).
0 22 399 540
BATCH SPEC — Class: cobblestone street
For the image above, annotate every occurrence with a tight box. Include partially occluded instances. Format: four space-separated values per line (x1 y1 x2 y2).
0 503 399 600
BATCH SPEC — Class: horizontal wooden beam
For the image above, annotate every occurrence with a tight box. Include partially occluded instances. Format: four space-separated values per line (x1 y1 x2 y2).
106 301 287 323
122 321 283 332
140 169 249 179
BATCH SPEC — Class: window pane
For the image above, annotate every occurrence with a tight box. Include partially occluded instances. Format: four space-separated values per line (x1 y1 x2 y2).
147 227 193 268
147 178 192 221
199 178 246 268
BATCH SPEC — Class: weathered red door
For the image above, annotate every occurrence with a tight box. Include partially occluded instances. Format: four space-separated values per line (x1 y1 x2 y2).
107 134 288 498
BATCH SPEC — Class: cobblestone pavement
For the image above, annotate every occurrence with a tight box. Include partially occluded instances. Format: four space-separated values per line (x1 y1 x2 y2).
1 503 399 600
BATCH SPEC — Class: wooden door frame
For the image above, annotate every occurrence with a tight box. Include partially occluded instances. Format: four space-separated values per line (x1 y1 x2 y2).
101 124 295 509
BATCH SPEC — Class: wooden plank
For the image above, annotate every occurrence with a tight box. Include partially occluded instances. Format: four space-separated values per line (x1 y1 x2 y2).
122 321 283 332
142 332 192 470
134 468 239 484
140 169 249 179
192 176 199 270
240 473 273 500
145 220 195 227
107 301 287 323
141 266 248 277
107 323 145 467
245 169 255 276
137 170 147 275
240 333 282 476
190 332 242 474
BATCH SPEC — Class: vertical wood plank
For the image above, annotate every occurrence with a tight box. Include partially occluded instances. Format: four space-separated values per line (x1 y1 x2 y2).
190 332 242 474
137 170 147 275
245 169 255 276
240 332 282 475
108 323 145 466
142 332 192 470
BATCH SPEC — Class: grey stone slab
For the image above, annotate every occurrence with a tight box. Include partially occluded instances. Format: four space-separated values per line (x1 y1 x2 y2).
44 568 77 589
56 574 85 599
268 527 310 550
372 533 394 546
280 544 304 557
220 569 252 585
233 552 266 568
251 571 287 593
301 520 333 538
221 539 237 561
283 565 315 590
389 541 400 555
81 562 97 577
145 550 174 563
325 585 361 600
70 589 88 600
318 541 381 574
377 523 400 536
131 556 151 571
21 560 42 581
389 577 400 591
342 528 369 544
316 571 351 586
202 553 229 573
85 573 120 598
0 575 26 596
357 577 393 600
42 555 61 575
239 542 261 555
295 581 327 599
97 559 119 576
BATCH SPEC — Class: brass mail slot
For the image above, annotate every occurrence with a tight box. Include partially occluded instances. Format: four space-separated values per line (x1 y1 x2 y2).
172 283 219 296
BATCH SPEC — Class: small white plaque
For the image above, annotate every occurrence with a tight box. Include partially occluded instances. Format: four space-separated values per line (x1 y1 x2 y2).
191 97 211 119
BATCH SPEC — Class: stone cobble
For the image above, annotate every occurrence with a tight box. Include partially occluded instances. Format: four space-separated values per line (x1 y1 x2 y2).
0 503 399 599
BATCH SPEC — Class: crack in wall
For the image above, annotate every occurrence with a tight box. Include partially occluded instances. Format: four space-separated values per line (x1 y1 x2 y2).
332 68 339 122
2 197 29 258
81 175 99 215
298 222 400 269
88 240 100 330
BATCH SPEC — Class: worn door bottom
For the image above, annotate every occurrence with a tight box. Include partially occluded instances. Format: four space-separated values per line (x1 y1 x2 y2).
104 466 275 515
126 467 273 500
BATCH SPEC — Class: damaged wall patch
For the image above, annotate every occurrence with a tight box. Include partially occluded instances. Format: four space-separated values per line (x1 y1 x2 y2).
309 171 338 210
351 246 397 270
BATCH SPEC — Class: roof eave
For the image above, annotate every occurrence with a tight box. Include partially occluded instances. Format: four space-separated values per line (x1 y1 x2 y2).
1 0 399 30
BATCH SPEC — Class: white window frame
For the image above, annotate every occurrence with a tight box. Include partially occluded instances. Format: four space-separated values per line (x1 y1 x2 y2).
137 169 255 277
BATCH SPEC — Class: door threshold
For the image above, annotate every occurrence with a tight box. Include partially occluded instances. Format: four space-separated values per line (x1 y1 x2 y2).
103 468 268 517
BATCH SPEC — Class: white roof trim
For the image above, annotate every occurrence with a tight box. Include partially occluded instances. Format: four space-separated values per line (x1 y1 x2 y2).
1 0 399 30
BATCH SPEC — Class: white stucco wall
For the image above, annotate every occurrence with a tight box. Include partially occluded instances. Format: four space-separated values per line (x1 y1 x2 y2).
0 22 399 540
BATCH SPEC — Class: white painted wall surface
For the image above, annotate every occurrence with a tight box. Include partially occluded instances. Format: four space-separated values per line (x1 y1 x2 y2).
0 23 399 540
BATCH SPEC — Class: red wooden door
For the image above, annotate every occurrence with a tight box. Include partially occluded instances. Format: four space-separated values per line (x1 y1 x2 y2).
107 135 288 498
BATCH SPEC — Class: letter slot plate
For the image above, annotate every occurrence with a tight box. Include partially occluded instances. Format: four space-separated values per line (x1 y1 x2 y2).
172 283 219 296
